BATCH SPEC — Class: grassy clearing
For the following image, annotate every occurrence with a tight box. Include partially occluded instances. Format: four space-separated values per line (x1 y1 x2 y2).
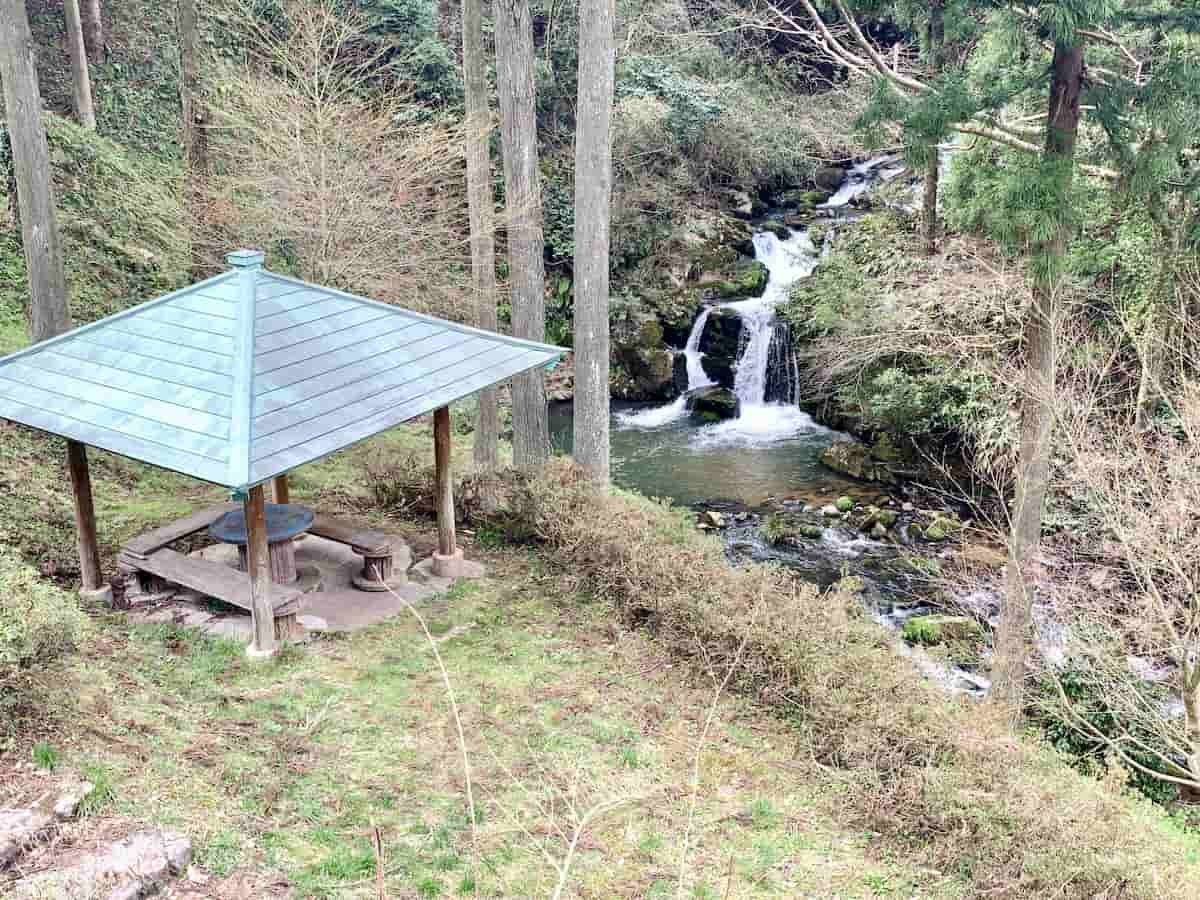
3 554 955 899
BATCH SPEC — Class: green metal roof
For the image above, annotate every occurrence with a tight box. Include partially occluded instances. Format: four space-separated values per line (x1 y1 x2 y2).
0 250 564 490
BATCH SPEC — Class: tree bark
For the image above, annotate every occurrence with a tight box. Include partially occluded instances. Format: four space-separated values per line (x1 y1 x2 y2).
178 0 206 173
81 0 102 63
462 0 499 474
571 0 615 482
991 43 1083 720
922 0 945 255
495 0 550 469
0 0 71 342
1 0 107 596
63 0 96 130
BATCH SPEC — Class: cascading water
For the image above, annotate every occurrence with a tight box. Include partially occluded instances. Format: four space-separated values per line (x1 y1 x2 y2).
615 305 714 428
726 230 819 407
684 306 714 390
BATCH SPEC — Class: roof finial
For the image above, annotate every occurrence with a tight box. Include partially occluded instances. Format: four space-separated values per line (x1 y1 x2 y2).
226 249 265 269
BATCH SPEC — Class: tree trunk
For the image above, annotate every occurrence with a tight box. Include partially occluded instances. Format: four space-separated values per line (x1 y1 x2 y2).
922 0 945 255
991 43 1083 720
178 0 206 173
0 0 72 342
81 0 102 63
495 0 550 469
463 0 499 474
922 152 939 255
571 0 615 482
63 0 96 130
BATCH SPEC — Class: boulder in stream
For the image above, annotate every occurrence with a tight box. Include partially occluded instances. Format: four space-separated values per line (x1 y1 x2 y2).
688 388 740 423
814 166 847 192
713 261 769 300
612 313 679 401
698 308 743 358
700 355 735 389
819 440 897 484
902 614 983 646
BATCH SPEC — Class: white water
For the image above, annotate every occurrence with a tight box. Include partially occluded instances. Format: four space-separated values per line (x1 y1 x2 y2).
726 230 820 407
818 154 906 210
615 306 715 428
684 306 714 389
615 394 689 428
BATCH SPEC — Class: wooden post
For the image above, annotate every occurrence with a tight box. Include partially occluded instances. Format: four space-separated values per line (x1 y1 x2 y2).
434 406 456 558
244 485 278 658
272 474 290 505
66 440 107 600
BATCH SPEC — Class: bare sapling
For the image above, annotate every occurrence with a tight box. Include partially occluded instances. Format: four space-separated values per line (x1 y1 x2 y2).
194 0 472 320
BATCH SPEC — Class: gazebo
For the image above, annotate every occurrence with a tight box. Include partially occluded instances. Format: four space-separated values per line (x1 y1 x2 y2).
0 250 563 656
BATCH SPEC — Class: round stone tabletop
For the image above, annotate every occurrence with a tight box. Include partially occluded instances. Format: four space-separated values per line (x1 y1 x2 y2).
209 504 315 546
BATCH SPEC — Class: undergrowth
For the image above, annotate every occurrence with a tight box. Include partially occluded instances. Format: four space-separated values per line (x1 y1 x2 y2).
474 460 1200 899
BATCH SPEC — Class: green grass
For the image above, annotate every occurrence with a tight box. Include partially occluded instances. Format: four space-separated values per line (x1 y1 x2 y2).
31 741 57 771
0 554 967 898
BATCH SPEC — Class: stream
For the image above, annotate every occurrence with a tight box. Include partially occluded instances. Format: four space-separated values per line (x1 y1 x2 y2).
550 158 994 695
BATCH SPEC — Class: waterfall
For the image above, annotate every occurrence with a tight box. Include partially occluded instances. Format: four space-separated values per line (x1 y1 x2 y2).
725 230 820 409
684 306 714 390
615 305 715 428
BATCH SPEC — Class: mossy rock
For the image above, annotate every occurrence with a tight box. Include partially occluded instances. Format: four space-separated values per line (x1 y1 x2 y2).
819 440 896 484
689 388 740 422
921 516 961 543
714 261 769 300
902 614 983 646
835 496 855 513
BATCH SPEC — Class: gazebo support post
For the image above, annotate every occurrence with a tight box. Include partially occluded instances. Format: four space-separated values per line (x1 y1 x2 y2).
272 474 290 505
432 406 463 577
244 484 279 658
67 440 110 603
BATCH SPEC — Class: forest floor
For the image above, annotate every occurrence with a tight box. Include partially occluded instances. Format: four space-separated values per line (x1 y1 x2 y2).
0 423 962 900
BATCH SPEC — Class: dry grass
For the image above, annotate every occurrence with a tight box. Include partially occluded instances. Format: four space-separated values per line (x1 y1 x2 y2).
482 460 1200 899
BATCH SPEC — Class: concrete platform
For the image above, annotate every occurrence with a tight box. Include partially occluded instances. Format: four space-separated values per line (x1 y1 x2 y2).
127 535 486 641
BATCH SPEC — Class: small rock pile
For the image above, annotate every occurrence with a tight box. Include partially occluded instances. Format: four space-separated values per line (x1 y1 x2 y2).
1 777 193 900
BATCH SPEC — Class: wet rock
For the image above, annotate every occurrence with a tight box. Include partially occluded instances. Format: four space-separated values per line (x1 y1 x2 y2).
835 496 855 513
819 440 897 484
922 516 960 542
698 308 744 359
814 166 847 192
700 355 735 389
713 261 769 300
801 524 824 539
729 190 768 220
672 352 689 394
703 510 725 528
612 313 678 401
821 504 840 518
688 388 740 423
870 522 889 540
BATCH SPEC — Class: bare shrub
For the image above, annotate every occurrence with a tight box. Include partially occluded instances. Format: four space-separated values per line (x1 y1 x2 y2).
476 459 1200 898
193 0 472 320
1044 313 1200 798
